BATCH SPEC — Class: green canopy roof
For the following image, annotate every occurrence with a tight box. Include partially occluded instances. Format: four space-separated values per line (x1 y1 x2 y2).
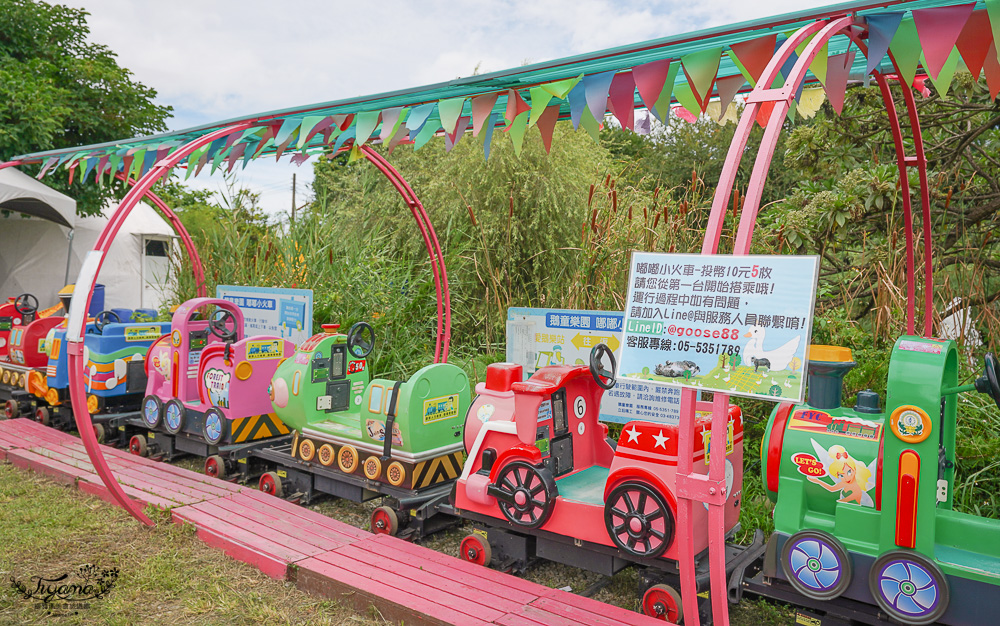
11 0 996 180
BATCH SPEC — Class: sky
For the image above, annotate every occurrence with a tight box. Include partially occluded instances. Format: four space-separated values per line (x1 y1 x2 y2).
75 0 834 218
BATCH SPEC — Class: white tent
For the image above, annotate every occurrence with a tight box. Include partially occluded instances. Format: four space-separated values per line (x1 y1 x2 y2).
0 168 177 312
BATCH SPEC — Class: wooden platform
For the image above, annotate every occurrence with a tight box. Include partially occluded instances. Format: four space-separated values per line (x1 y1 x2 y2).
0 419 663 625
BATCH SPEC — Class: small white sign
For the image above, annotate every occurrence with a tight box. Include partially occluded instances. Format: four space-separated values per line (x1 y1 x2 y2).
216 285 313 345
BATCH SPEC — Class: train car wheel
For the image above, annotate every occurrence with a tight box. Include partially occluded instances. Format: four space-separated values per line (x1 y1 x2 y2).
363 456 382 480
604 481 674 558
493 460 557 529
386 461 406 487
460 533 492 566
129 435 148 457
337 445 358 473
259 471 283 497
298 438 316 462
869 550 949 625
163 399 186 435
204 455 226 479
93 423 106 444
142 395 163 428
642 584 682 622
202 408 229 445
370 506 399 536
34 406 50 426
5 399 19 419
87 394 100 414
781 530 852 601
317 444 335 467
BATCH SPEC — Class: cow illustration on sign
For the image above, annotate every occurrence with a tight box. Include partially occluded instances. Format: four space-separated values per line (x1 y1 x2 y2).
805 440 876 507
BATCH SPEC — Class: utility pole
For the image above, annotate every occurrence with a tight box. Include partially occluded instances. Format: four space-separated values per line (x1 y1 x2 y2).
291 173 296 223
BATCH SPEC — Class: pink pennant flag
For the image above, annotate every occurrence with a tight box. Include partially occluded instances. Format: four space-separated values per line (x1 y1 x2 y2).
956 10 994 80
299 116 334 149
714 74 745 121
96 155 109 183
608 71 636 131
823 51 855 115
912 3 975 79
536 105 560 153
387 122 411 154
633 59 672 112
290 153 311 166
504 89 530 124
674 106 698 124
985 41 1000 100
445 116 471 152
728 34 777 87
471 93 499 136
226 144 247 173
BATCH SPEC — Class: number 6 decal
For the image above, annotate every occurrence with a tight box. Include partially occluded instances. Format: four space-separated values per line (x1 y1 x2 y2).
574 396 587 419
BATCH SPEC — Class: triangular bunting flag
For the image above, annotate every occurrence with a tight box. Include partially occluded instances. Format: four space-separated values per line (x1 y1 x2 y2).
445 116 471 152
141 150 156 176
536 105 560 153
471 93 499 136
540 75 581 99
412 118 440 151
824 51 855 115
755 102 775 128
985 41 1000 99
380 107 407 143
347 144 363 163
990 0 1000 66
714 75 745 121
481 110 498 160
406 103 436 136
36 157 56 179
274 118 301 148
956 10 994 80
889 17 922 87
582 71 615 122
865 13 904 75
507 112 529 156
673 82 702 120
633 59 671 112
728 34 777 87
290 153 310 166
504 89 530 125
636 110 652 134
81 157 96 184
798 87 826 119
651 62 680 121
95 156 109 185
809 40 829 87
332 127 356 154
674 105 698 124
681 47 723 111
925 48 962 96
438 97 467 136
296 116 327 149
567 81 588 129
912 3 975 79
528 85 555 127
387 121 410 154
227 144 247 173
354 111 381 147
579 107 602 142
608 71 636 131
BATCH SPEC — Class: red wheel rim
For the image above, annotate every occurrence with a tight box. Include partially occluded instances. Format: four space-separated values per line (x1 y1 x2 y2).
206 458 219 478
642 586 681 622
4 401 14 418
460 536 487 565
259 473 275 494
128 437 142 455
371 509 392 535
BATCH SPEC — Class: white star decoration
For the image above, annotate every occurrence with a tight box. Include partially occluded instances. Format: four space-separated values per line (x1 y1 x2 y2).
653 430 668 449
625 426 641 443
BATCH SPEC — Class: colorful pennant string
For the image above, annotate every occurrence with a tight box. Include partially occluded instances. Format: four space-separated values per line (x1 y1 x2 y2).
956 10 994 80
912 3 975 80
865 13 904 75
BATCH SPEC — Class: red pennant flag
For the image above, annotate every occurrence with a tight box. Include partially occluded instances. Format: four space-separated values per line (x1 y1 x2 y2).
985 41 1000 100
729 34 778 87
504 89 530 124
823 51 855 115
471 93 499 136
608 71 636 131
536 105 560 153
912 3 975 79
633 59 672 112
755 102 775 128
956 10 994 80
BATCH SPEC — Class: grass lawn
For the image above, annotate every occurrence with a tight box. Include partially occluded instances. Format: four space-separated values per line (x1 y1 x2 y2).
0 463 383 626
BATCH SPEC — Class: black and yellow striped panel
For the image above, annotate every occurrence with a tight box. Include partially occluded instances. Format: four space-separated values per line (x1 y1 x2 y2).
231 413 292 443
411 451 466 489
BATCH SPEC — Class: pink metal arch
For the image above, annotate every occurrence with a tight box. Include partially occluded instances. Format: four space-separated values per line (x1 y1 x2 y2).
674 15 933 626
65 128 453 525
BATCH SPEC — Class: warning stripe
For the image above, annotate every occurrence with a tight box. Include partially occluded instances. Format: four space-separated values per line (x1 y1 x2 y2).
232 414 291 443
413 451 465 489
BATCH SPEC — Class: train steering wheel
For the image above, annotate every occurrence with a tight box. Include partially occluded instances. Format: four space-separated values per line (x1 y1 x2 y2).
209 309 238 342
347 322 375 358
589 343 618 390
975 352 1000 410
94 310 120 335
14 293 38 316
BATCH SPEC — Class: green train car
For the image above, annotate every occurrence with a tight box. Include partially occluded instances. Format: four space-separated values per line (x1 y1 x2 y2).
268 323 471 497
760 339 1000 625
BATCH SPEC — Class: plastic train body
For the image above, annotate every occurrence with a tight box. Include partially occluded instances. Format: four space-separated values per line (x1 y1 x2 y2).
1 294 65 418
760 338 1000 625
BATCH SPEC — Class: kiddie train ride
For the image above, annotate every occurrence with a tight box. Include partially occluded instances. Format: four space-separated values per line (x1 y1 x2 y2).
1 293 63 417
130 297 295 470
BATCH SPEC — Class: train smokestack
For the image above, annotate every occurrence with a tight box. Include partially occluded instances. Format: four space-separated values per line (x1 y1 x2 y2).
806 345 856 410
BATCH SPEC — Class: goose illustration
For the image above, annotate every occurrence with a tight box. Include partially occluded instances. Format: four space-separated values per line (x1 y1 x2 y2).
743 325 801 371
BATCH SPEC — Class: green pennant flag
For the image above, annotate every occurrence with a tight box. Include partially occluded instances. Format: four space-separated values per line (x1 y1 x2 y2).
108 154 121 180
413 118 441 151
889 17 922 87
355 111 381 146
810 41 829 87
672 82 702 119
438 97 467 135
988 0 1000 65
129 149 146 181
681 47 723 105
541 75 582 99
296 116 325 149
651 62 681 121
528 85 555 127
925 47 962 96
507 112 530 155
579 107 601 143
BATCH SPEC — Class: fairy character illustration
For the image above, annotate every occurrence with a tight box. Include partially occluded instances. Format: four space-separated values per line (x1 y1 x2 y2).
806 440 877 507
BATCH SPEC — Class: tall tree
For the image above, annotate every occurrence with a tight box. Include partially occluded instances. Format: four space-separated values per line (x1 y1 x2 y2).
0 0 172 214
